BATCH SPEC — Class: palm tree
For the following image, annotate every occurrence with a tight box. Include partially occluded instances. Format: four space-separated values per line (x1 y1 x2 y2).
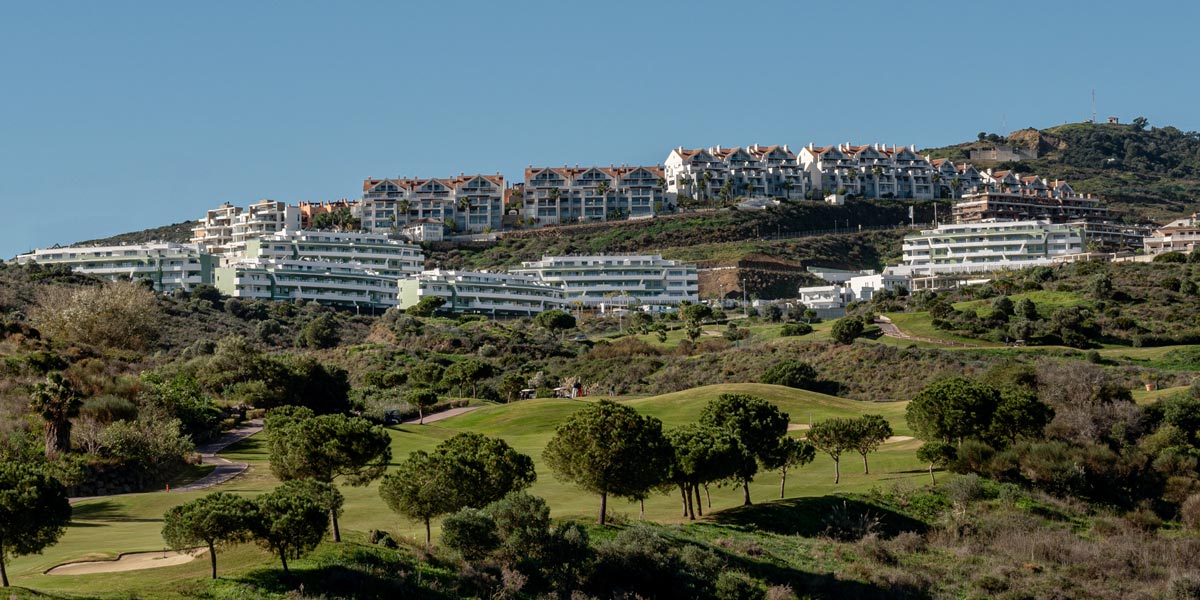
781 179 794 201
871 165 884 199
548 187 562 224
719 180 734 205
395 199 411 226
701 171 713 207
596 180 611 221
456 196 472 232
30 372 81 459
931 172 943 199
844 169 858 196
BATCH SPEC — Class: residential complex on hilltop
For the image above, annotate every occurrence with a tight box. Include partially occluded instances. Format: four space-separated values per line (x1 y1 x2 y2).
1142 214 1200 255
521 166 669 225
665 145 809 202
360 174 505 233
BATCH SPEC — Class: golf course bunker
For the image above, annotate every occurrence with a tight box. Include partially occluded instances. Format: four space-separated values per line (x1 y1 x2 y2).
46 548 208 575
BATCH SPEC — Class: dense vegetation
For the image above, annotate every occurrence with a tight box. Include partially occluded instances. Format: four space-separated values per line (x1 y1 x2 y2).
924 120 1200 219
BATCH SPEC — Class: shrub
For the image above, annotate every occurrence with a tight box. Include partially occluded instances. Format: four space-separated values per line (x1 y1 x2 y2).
714 571 766 600
442 508 500 561
779 322 813 337
760 360 818 390
831 317 865 344
1181 493 1200 531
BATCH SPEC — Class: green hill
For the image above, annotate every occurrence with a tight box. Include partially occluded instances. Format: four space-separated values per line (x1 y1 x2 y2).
923 120 1200 220
74 220 199 246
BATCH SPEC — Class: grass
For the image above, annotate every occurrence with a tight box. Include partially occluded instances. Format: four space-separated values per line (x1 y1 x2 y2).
7 383 926 597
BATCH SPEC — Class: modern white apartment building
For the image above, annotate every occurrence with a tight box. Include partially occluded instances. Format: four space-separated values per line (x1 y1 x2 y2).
846 273 911 301
398 269 566 317
360 174 505 233
1143 214 1200 255
511 254 699 307
242 230 424 278
664 145 808 202
212 231 424 310
523 166 669 225
214 259 401 310
191 200 301 256
899 220 1085 276
796 285 848 310
14 242 214 293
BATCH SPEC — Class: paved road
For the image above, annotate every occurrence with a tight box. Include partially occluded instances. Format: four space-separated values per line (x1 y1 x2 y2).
403 406 481 425
173 419 263 492
70 419 263 502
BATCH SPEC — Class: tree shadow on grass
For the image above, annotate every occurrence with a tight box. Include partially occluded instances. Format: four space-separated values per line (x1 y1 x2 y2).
70 500 158 523
230 543 459 600
709 495 929 538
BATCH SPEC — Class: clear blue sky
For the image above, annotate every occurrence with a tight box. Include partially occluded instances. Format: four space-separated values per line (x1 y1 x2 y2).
3 0 1197 258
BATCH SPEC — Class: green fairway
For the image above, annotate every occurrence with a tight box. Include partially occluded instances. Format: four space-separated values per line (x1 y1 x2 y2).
8 383 925 597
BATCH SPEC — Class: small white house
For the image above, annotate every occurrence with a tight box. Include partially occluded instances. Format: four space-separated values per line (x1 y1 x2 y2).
846 273 911 302
797 285 847 310
403 220 444 242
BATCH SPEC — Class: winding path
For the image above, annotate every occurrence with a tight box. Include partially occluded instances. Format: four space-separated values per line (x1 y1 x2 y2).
70 419 262 502
874 316 969 347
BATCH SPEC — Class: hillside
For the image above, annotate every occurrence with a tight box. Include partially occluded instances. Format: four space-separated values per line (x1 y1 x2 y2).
75 220 199 246
923 120 1200 220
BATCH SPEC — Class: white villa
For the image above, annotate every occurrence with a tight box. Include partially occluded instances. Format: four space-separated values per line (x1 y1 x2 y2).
522 166 669 225
664 145 808 202
14 242 213 293
1143 214 1200 255
898 220 1085 276
511 254 698 308
797 143 937 200
398 269 566 317
360 174 505 233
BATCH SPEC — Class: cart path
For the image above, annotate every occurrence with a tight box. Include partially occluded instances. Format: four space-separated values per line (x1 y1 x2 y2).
874 316 970 347
70 419 262 502
402 406 481 425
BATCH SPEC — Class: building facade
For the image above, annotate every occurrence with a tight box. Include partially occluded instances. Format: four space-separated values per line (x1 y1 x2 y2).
522 166 668 225
212 231 424 310
511 254 699 307
360 174 505 233
1143 214 1200 255
191 200 301 257
15 242 213 293
664 145 808 203
398 269 566 317
797 143 936 200
899 220 1085 276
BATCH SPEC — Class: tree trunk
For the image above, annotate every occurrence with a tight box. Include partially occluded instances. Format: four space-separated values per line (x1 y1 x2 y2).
928 463 936 485
639 499 645 521
834 458 841 484
780 467 788 499
599 491 608 525
685 486 694 520
44 422 62 459
331 509 341 542
208 541 217 579
693 485 703 517
279 548 289 575
425 518 432 545
862 452 870 475
704 483 711 508
680 486 689 518
742 479 752 506
418 407 424 425
0 539 8 587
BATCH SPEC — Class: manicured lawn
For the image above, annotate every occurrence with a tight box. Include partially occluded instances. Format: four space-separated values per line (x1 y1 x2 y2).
9 383 925 597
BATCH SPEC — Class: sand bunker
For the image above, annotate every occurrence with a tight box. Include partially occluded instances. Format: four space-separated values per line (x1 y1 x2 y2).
787 423 811 431
46 548 208 576
886 436 915 443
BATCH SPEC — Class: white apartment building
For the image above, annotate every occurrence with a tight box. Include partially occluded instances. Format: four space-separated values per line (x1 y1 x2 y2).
214 259 401 310
899 220 1085 276
14 242 213 293
242 230 424 278
361 174 505 233
191 200 301 256
511 254 699 307
798 143 936 200
1143 214 1200 255
403 220 444 242
796 285 847 310
523 166 668 225
398 269 566 317
664 145 807 202
212 230 424 310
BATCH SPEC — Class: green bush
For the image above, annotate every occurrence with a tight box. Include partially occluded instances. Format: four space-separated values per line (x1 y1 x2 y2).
779 322 813 336
441 508 499 561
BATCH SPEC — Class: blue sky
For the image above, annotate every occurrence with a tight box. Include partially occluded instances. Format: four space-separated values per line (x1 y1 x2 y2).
2 0 1197 258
